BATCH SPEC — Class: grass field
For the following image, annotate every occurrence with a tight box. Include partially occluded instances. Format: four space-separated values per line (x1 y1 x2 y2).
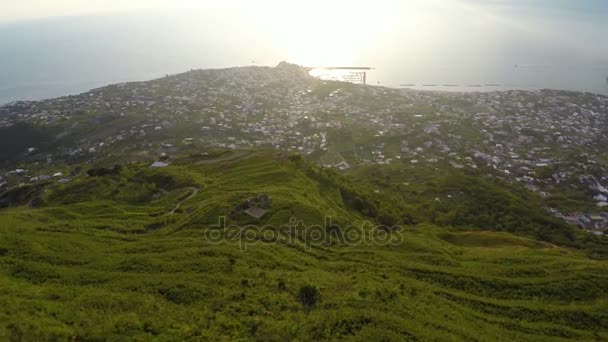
0 151 607 340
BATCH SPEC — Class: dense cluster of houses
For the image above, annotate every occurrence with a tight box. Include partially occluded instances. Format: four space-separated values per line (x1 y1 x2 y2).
0 62 606 232
549 208 608 235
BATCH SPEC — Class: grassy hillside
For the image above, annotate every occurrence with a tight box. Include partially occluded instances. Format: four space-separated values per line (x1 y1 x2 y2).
0 151 607 340
350 162 608 259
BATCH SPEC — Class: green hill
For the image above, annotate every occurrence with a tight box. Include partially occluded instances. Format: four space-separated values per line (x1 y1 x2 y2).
0 151 607 340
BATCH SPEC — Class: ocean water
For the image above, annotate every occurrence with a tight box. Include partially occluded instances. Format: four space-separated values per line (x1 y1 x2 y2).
313 67 608 94
1 9 607 105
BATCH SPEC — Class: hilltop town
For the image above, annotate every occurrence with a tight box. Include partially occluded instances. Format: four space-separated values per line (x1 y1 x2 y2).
1 62 607 234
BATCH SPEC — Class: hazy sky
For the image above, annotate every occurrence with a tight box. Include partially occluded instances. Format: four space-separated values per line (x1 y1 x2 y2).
0 0 203 22
1 0 607 103
2 0 606 66
2 0 606 21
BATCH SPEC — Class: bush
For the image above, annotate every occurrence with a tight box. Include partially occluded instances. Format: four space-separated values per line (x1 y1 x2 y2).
298 285 320 308
339 188 378 218
377 207 400 226
159 284 204 305
87 165 122 177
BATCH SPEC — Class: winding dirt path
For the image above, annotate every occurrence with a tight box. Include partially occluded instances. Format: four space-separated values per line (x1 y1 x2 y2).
166 187 199 215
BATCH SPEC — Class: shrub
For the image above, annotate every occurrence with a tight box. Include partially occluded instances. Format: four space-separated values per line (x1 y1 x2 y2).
228 257 236 272
288 154 302 162
298 285 320 308
159 284 204 305
87 165 122 177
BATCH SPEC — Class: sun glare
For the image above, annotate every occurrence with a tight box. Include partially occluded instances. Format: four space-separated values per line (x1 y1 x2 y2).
244 0 401 67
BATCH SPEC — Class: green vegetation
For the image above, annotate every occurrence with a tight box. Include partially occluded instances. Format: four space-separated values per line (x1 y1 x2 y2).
298 285 321 308
0 151 607 340
0 122 56 163
350 162 608 259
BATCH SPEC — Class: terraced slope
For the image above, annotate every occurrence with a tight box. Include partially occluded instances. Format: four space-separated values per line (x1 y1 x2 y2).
0 151 607 340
